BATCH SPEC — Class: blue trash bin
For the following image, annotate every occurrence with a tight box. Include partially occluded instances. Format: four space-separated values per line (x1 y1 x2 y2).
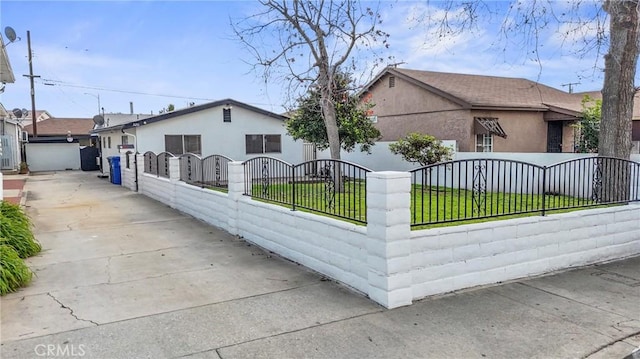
108 156 122 185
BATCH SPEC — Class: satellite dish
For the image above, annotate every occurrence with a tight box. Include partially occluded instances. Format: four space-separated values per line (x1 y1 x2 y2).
4 27 17 43
92 115 105 126
12 108 23 118
22 108 28 117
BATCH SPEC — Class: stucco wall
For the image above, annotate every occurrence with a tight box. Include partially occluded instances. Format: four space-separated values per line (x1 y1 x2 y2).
472 110 547 152
364 73 577 153
134 105 303 164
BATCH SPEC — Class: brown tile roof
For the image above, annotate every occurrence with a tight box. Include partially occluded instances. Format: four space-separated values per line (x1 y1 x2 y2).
23 118 94 136
390 68 584 114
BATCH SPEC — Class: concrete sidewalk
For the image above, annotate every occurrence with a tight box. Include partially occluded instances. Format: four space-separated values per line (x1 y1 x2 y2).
0 171 638 359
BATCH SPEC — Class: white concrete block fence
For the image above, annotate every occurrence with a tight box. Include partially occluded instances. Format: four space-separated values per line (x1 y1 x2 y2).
120 153 640 309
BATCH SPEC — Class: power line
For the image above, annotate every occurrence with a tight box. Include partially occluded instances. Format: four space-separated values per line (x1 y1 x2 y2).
37 78 216 101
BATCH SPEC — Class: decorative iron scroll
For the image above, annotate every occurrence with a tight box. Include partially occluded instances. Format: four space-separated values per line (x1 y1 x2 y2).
187 156 193 181
215 156 221 187
592 159 603 203
323 163 335 209
472 162 487 215
261 159 270 197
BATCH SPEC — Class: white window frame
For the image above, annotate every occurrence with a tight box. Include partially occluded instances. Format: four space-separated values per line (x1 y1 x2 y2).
475 133 493 152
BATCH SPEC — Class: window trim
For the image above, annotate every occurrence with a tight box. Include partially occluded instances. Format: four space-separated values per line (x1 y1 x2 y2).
245 134 282 154
475 133 493 152
164 134 202 155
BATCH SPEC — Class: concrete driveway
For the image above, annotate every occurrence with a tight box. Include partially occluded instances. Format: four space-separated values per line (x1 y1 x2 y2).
1 171 639 358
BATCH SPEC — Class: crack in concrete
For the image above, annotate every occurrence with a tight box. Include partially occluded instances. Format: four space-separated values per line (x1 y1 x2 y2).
106 256 112 284
47 292 99 326
582 330 640 359
490 284 636 343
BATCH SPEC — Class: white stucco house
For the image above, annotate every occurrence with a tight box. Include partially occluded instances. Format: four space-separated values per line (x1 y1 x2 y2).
92 99 303 171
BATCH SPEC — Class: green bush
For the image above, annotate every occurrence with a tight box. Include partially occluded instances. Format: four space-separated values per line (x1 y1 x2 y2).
0 201 40 258
0 244 32 295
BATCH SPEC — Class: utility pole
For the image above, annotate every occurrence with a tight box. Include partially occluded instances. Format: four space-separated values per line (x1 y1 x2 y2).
561 82 580 94
23 30 40 137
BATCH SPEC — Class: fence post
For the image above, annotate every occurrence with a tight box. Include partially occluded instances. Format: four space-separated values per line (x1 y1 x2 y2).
136 154 145 193
227 161 245 235
541 165 547 217
366 171 413 309
169 157 180 183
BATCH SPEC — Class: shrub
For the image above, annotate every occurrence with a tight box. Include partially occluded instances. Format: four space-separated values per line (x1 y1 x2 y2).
0 244 32 295
0 201 40 258
389 133 453 166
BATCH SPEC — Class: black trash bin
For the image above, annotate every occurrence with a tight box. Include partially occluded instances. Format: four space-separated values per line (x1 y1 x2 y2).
107 156 122 185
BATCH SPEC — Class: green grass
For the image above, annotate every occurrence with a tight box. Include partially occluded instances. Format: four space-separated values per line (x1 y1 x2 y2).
249 181 600 227
0 244 33 295
250 179 367 222
410 185 595 225
0 201 41 258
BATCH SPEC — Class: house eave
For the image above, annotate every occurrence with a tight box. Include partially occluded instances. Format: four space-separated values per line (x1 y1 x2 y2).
117 99 287 130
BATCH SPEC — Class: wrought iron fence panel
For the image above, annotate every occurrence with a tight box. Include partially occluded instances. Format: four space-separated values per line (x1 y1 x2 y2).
243 157 293 206
242 157 370 223
410 159 546 226
179 153 203 185
292 159 371 223
157 152 175 178
410 157 640 227
202 155 233 190
143 151 157 175
546 156 640 208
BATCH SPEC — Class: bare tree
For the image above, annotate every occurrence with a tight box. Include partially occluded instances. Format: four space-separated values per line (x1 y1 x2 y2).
410 1 638 160
232 0 389 160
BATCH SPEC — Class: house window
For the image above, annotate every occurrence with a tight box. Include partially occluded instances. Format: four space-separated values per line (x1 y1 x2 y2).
389 76 395 88
223 108 231 122
121 136 129 145
102 138 106 148
184 135 201 154
246 134 282 154
108 137 111 149
165 135 202 155
476 134 493 152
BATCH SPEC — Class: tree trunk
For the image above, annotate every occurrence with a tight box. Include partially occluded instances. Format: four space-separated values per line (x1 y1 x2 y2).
598 0 639 203
600 0 639 159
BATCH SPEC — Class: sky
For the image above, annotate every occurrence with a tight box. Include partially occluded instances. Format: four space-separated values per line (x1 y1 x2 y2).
0 0 625 119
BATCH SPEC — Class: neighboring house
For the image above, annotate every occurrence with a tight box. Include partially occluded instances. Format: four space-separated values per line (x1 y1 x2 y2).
6 110 53 124
361 67 586 153
0 104 23 171
23 117 94 145
22 118 95 172
93 98 303 164
1 37 19 173
0 35 15 86
93 112 154 130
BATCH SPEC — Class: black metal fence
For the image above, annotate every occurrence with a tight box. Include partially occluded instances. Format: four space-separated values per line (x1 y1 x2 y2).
243 157 370 223
143 151 175 177
410 157 640 227
179 153 233 190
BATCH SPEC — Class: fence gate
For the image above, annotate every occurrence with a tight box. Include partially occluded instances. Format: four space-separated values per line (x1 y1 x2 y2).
0 135 17 170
